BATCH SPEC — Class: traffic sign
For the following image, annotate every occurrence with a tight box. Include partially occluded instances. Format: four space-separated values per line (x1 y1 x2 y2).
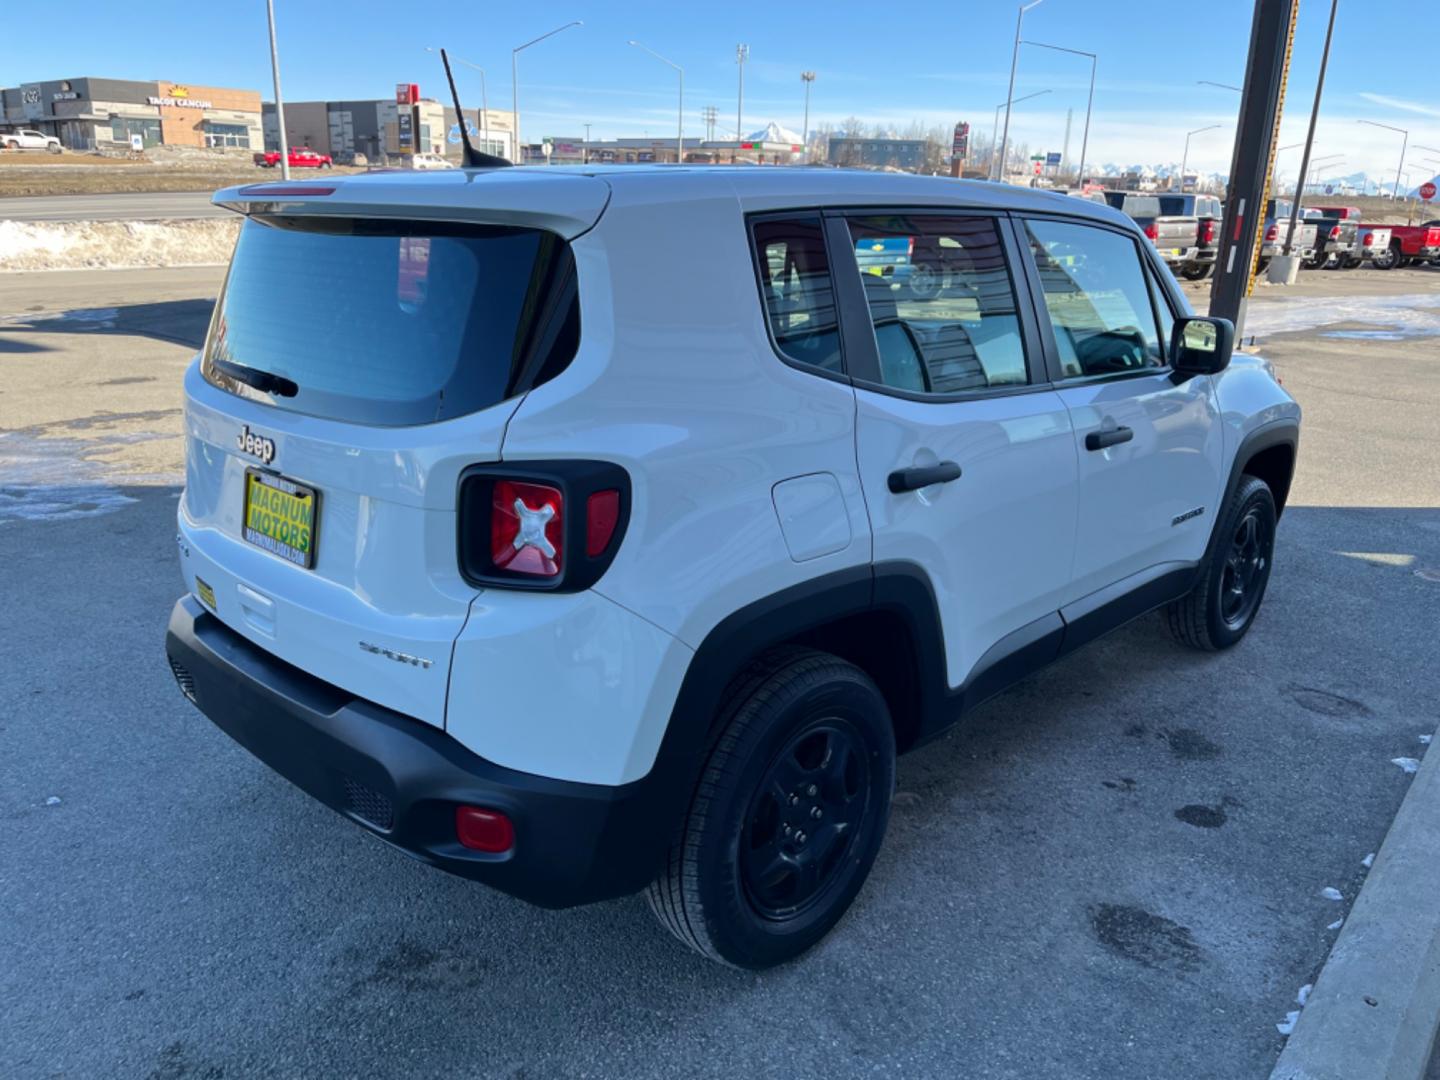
1421 181 1437 201
1046 151 1062 167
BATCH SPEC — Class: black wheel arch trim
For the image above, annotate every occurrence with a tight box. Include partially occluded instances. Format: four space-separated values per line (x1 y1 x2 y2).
1220 418 1300 530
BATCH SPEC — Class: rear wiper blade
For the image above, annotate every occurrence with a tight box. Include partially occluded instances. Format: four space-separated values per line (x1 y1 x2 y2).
213 358 299 398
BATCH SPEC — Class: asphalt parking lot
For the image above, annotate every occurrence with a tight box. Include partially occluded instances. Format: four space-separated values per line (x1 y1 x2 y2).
2 263 1438 1079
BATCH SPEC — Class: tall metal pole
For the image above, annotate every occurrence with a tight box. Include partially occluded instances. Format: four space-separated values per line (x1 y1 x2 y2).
1180 125 1221 192
991 89 1051 182
1209 0 1300 334
265 0 290 180
801 71 815 163
1285 0 1338 256
513 21 583 165
1079 54 1095 186
629 42 683 164
1395 131 1408 200
998 0 1044 185
736 44 749 143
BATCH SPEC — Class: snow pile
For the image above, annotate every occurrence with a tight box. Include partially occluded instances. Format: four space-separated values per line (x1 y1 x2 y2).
0 218 239 272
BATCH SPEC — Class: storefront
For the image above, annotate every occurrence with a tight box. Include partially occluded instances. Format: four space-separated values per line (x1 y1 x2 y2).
2 77 262 152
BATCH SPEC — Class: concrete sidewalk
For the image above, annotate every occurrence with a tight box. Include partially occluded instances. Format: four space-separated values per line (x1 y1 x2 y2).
1272 726 1440 1080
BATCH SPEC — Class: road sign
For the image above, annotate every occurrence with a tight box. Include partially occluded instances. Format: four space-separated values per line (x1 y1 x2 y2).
952 121 970 159
1033 161 1042 176
1421 181 1437 200
1046 151 1062 167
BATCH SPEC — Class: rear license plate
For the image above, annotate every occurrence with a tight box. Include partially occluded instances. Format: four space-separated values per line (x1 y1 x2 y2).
242 469 318 568
1168 248 1183 256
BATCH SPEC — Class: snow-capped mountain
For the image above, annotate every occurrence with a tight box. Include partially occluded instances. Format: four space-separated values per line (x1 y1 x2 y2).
745 122 803 145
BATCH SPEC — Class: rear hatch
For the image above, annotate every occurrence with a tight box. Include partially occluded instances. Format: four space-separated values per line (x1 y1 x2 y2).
178 172 605 726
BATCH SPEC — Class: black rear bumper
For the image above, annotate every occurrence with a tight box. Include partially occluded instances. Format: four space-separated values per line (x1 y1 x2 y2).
164 596 675 908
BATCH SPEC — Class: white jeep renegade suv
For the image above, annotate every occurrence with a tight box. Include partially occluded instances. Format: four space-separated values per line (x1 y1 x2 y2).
166 166 1300 969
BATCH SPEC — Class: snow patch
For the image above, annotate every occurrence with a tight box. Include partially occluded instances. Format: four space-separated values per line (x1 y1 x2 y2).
1320 886 1343 901
1297 984 1312 1006
0 429 178 524
1420 734 1433 745
1277 1010 1301 1036
1362 853 1375 868
1392 757 1420 774
0 218 238 272
1242 294 1440 342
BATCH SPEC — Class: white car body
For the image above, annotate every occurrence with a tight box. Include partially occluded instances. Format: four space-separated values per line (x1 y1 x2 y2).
166 166 1299 926
3 128 61 152
405 153 455 170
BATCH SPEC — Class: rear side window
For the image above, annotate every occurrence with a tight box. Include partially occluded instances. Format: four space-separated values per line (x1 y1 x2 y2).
846 214 1028 394
203 217 578 426
751 216 843 374
1022 218 1166 377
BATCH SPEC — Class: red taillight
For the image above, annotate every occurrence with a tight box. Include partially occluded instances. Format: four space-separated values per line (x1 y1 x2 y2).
1199 220 1216 245
1329 225 1341 240
491 479 564 578
1265 224 1278 242
1363 232 1375 247
586 489 621 557
455 807 514 853
1143 223 1159 241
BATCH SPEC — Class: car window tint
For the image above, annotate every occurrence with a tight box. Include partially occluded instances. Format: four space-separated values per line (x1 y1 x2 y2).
1023 218 1165 378
751 216 842 374
845 214 1028 394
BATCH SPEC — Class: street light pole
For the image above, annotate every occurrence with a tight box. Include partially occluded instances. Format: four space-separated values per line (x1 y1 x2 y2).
1358 119 1409 201
1179 125 1222 192
736 44 749 144
998 0 1044 186
265 0 290 180
801 71 816 164
991 88 1051 181
1021 40 1096 186
629 41 684 163
1284 0 1338 256
512 20 583 164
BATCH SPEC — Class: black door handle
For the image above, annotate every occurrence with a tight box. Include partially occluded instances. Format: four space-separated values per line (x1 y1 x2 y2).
888 461 962 493
1085 426 1134 451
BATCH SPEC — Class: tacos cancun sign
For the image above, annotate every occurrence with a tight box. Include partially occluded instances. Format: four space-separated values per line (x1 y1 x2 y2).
148 87 212 109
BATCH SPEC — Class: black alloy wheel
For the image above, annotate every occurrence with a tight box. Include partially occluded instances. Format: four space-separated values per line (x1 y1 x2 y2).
1219 504 1273 631
741 719 872 919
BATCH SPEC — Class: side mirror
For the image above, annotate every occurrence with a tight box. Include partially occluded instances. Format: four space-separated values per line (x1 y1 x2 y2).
1171 315 1234 376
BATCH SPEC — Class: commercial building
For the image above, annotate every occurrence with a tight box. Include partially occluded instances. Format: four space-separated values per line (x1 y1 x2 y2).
262 100 514 164
827 137 929 170
1 77 262 151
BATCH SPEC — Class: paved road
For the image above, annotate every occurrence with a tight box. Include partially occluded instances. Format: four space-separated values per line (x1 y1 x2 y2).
0 191 227 222
3 266 1439 1079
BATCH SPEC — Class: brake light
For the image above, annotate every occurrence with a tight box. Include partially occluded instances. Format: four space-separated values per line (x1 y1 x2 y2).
1265 224 1278 243
1329 225 1341 241
1143 223 1159 241
1363 232 1375 247
456 807 514 853
491 480 563 577
1199 220 1216 245
458 463 630 591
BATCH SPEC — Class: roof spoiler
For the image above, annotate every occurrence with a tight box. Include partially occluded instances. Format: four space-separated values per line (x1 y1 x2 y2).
439 48 512 169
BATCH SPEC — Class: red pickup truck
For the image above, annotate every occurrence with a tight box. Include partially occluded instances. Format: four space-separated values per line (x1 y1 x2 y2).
253 147 333 169
1367 221 1440 269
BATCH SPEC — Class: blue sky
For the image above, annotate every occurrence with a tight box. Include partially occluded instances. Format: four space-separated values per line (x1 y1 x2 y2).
9 0 1440 183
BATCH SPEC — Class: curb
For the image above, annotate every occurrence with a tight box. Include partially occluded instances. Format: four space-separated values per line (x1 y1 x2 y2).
1271 727 1440 1080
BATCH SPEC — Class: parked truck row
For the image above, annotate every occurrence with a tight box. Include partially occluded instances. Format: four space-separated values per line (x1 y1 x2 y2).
1097 191 1438 275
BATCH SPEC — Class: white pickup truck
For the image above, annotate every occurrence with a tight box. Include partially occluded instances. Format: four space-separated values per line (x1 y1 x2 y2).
3 129 62 153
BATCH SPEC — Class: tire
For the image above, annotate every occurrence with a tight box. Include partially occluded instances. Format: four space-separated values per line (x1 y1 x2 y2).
1180 263 1212 281
4 140 17 151
646 647 896 969
1343 257 1362 269
47 142 61 154
1373 242 1400 270
1166 475 1277 651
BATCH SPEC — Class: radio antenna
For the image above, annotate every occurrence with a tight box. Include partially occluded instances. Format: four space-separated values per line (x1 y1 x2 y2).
439 48 511 168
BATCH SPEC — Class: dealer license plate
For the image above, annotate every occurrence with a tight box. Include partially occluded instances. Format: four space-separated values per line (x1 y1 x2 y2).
242 469 318 569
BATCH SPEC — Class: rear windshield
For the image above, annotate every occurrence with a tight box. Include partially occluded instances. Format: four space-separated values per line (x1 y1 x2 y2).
202 216 578 426
1122 196 1161 217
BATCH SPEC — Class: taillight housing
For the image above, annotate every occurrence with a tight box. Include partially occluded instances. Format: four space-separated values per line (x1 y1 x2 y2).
1363 231 1375 247
1199 219 1216 246
1265 224 1278 243
1143 223 1159 241
1329 225 1341 241
457 461 630 591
